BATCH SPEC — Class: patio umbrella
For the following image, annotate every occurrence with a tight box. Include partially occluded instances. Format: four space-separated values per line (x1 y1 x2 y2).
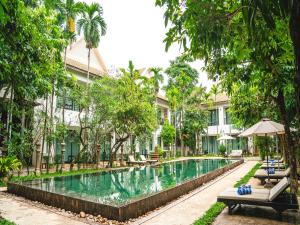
239 118 285 186
217 135 236 141
217 135 236 154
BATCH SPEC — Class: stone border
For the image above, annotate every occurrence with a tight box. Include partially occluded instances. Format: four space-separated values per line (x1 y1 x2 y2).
8 159 243 222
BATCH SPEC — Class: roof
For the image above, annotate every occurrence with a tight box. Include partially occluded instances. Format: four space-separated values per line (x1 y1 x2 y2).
65 38 107 77
209 93 229 103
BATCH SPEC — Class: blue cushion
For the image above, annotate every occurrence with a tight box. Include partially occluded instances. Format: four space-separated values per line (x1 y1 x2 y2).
237 185 252 195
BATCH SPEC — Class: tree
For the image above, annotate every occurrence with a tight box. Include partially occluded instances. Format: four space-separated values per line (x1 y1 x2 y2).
106 62 157 167
0 1 65 172
156 0 299 193
150 67 164 94
161 120 175 151
77 2 107 154
55 0 84 171
77 2 107 83
183 86 208 155
71 61 157 167
164 57 199 156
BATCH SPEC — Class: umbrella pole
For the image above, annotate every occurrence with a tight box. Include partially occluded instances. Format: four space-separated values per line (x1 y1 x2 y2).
265 134 273 188
277 135 279 169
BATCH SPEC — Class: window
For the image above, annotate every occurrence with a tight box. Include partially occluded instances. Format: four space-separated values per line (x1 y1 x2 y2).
208 109 219 126
224 108 231 125
202 136 218 154
57 94 80 112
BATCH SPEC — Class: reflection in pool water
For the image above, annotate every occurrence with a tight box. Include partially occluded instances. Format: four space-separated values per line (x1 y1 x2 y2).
22 159 233 206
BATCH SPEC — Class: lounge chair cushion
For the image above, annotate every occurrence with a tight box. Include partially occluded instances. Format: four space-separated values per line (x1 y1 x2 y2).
269 177 290 201
218 188 269 202
128 155 136 162
229 150 243 157
255 167 290 178
140 155 146 161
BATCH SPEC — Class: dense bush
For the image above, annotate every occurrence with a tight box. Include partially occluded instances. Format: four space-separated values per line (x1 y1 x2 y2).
254 136 273 160
0 156 22 180
218 144 226 156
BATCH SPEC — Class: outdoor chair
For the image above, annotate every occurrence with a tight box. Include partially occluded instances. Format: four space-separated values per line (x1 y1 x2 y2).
254 167 290 184
140 155 158 164
263 157 284 164
260 163 286 169
228 150 243 158
126 155 145 166
217 177 298 215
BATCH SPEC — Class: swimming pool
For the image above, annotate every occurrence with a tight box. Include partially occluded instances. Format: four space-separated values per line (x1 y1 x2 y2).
8 158 243 221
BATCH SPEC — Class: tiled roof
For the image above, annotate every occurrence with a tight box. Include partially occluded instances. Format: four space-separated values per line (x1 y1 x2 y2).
65 38 107 76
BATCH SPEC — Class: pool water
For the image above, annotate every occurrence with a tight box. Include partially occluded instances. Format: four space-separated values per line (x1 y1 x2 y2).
21 159 233 206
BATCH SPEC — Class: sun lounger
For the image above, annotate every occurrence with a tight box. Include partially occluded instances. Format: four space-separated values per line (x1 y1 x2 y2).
263 157 283 163
217 177 298 214
254 167 290 184
228 150 243 158
140 155 158 164
260 163 286 169
127 155 145 166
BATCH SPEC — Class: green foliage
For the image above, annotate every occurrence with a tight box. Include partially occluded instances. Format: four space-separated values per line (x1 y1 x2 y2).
193 202 225 225
77 2 107 49
0 156 21 179
218 144 226 156
0 218 16 225
161 120 175 146
71 61 157 166
254 136 274 160
157 146 164 158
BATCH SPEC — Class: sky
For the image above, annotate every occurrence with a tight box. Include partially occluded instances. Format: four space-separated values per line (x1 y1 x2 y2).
82 0 213 90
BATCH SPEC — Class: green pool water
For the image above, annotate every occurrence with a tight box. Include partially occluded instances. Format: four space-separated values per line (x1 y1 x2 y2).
21 159 234 206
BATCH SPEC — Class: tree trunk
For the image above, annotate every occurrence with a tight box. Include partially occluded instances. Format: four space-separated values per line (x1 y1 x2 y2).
85 48 91 154
40 95 48 174
47 81 55 174
173 110 177 157
6 85 14 145
61 47 67 172
276 89 298 194
290 0 300 128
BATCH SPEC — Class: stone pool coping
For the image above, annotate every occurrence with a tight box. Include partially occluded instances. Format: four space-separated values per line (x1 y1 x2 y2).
7 159 244 222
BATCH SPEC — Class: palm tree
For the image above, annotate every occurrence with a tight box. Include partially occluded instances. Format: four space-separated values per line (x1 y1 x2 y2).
150 67 164 95
56 0 84 171
77 2 106 154
77 2 107 83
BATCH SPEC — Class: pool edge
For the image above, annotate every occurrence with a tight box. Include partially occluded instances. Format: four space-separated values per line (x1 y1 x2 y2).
8 159 244 221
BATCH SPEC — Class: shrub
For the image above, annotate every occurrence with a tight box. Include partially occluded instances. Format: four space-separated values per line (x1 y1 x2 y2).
218 144 226 156
0 218 16 225
254 136 273 160
0 156 22 180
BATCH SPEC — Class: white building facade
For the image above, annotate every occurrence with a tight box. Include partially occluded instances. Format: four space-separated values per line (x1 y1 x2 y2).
201 93 251 154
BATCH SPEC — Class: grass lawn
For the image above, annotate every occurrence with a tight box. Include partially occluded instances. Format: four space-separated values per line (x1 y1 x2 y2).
193 162 262 225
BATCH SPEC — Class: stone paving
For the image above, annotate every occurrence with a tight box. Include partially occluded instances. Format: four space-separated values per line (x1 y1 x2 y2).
133 160 257 225
0 193 90 225
213 205 300 225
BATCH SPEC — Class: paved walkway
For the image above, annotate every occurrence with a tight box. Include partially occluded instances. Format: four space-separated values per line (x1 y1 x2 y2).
0 193 89 225
133 161 257 225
